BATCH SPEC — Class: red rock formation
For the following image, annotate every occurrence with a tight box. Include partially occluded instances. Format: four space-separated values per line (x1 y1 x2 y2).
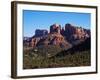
23 23 90 48
64 23 90 43
31 38 37 47
35 29 48 37
61 27 65 35
50 24 61 34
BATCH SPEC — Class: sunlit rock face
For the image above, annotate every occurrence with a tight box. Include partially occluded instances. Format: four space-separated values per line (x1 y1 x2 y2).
63 23 90 45
50 23 61 34
23 23 90 48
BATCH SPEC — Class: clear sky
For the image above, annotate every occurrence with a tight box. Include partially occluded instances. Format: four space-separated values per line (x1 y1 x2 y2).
23 10 91 37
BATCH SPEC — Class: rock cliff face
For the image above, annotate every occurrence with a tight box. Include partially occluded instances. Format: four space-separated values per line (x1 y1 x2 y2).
35 29 48 37
36 33 72 49
50 24 61 34
63 23 90 45
23 23 90 49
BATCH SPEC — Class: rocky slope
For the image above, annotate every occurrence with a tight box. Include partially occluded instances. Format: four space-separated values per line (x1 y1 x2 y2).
24 23 90 50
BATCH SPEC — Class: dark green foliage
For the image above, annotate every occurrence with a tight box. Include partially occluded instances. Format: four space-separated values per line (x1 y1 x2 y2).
23 45 90 69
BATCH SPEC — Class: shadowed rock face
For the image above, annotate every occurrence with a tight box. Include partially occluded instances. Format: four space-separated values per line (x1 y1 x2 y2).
23 23 90 49
35 29 48 37
54 37 91 58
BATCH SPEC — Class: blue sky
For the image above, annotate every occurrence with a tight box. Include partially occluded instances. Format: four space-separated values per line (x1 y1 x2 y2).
23 10 91 37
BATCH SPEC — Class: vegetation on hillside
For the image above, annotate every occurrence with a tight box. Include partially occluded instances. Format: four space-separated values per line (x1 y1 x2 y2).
23 45 90 69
